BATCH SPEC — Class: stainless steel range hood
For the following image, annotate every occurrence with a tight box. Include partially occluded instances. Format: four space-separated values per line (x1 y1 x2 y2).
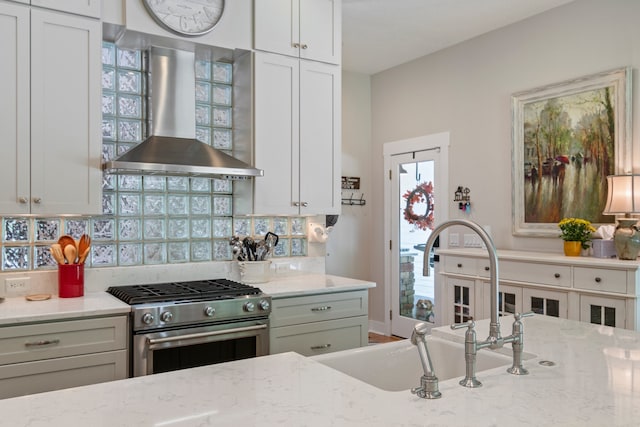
103 47 262 180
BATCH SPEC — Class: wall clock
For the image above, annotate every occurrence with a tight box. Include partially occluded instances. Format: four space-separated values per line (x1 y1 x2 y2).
143 0 225 37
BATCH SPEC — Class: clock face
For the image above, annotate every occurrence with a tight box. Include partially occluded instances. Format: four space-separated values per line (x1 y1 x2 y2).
143 0 225 37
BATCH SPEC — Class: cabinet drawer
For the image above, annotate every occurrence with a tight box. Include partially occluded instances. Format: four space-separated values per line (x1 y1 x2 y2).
500 261 571 287
0 316 127 365
270 316 368 356
574 267 627 294
271 291 368 328
443 256 478 276
0 350 127 399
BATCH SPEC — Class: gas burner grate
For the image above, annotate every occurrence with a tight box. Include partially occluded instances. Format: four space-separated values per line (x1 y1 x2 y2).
107 279 262 305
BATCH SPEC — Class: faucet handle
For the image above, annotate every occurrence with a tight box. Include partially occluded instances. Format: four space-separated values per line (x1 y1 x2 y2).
514 311 534 321
450 320 475 330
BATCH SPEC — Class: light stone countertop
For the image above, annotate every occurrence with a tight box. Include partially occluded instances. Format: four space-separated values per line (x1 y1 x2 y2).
0 292 131 326
0 273 374 326
1 314 639 426
258 273 376 298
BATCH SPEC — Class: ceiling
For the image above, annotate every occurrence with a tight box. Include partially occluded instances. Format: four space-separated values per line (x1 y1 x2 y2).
342 0 575 75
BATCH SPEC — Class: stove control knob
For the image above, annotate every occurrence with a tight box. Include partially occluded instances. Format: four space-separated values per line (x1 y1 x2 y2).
160 311 173 323
204 306 216 317
244 302 256 312
259 300 271 311
141 313 154 325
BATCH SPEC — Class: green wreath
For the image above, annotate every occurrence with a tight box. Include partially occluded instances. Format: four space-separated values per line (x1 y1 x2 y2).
403 182 435 231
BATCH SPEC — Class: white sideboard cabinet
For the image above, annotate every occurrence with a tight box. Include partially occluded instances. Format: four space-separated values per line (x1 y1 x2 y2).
0 1 102 215
270 290 368 356
252 51 341 215
254 0 341 65
437 249 640 330
0 315 128 399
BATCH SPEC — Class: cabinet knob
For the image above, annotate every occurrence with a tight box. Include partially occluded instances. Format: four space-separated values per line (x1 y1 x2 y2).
554 273 560 278
301 202 308 207
292 42 300 48
484 266 490 271
293 202 300 207
18 197 28 204
33 197 42 204
301 44 308 49
595 277 602 283
457 263 463 268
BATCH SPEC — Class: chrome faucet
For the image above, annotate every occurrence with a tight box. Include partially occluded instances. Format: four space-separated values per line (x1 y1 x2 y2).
423 219 501 345
410 322 442 399
423 219 533 388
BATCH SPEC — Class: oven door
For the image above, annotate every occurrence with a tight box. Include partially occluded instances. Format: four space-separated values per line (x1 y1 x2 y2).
132 318 269 377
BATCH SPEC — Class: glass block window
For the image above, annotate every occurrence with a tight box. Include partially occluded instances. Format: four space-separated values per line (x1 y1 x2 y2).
0 43 307 272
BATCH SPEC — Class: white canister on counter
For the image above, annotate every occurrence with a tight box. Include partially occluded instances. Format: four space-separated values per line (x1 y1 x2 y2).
238 260 272 284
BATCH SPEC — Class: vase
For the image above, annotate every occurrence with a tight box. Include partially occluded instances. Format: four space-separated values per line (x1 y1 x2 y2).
563 241 582 256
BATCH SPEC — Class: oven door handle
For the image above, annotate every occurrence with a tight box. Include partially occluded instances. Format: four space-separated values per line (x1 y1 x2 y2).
147 324 268 349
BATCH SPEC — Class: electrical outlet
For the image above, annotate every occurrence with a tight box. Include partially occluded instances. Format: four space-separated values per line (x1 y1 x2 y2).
5 277 30 296
449 233 459 247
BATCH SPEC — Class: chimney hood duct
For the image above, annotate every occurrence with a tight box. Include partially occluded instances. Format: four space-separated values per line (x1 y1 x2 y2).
103 47 262 180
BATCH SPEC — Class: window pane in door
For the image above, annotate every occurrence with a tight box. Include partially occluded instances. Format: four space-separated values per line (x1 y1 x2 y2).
546 299 560 317
590 304 602 325
398 160 435 323
604 306 616 327
531 297 544 315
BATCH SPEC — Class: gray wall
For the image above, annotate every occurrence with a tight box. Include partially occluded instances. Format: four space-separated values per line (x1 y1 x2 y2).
331 0 640 326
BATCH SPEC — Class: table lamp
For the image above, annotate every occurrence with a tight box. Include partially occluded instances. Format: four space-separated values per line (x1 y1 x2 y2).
603 174 640 260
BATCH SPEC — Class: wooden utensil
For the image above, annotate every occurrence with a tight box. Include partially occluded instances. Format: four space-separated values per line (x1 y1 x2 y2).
63 244 77 264
49 244 65 265
78 234 91 257
58 235 76 252
78 247 90 264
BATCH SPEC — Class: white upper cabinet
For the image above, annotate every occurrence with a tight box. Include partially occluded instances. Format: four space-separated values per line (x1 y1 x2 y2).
254 0 341 65
0 2 102 215
31 0 101 18
253 52 340 215
0 1 30 215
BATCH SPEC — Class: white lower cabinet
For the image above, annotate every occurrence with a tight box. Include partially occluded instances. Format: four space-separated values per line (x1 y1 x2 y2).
270 290 368 356
0 316 128 399
438 249 640 330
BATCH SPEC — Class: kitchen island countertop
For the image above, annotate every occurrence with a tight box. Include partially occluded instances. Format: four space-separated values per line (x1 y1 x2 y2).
258 273 375 298
1 315 639 426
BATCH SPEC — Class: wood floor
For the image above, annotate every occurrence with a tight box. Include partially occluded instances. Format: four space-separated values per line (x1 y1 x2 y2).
368 332 404 344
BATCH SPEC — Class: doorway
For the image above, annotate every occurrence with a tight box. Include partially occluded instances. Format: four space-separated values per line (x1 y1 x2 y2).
383 133 449 338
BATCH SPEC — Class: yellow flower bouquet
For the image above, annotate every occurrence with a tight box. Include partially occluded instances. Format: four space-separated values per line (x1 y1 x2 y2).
558 218 596 250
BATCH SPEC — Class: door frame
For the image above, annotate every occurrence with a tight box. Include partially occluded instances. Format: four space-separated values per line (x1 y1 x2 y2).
382 132 449 337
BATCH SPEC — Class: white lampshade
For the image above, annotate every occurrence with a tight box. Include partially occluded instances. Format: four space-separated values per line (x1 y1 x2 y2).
603 175 640 215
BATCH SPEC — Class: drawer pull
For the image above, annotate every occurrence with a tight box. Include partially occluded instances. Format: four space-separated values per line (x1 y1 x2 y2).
595 277 602 283
554 273 561 278
457 263 463 268
484 266 490 271
25 339 60 347
310 343 331 350
311 306 332 312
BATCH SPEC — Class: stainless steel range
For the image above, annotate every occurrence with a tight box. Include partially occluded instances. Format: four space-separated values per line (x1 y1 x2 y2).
107 279 271 377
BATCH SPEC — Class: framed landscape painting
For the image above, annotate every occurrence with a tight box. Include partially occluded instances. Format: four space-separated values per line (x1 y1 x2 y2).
511 67 632 237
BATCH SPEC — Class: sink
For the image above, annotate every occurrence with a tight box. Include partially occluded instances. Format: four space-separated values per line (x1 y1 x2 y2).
312 336 526 392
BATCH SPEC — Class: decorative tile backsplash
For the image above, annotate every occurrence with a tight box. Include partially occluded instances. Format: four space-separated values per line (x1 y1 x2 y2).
0 42 307 272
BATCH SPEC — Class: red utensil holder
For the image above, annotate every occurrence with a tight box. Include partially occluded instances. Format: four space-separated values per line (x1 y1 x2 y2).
58 264 84 298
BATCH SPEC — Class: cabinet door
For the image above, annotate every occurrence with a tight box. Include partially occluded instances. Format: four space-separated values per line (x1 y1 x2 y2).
523 288 568 318
253 52 300 215
299 0 341 64
31 0 101 18
30 8 102 215
254 0 299 58
446 278 476 325
254 0 340 64
298 60 340 214
0 1 30 214
580 295 626 329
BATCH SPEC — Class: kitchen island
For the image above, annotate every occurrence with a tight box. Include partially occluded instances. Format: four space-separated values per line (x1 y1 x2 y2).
1 315 639 426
